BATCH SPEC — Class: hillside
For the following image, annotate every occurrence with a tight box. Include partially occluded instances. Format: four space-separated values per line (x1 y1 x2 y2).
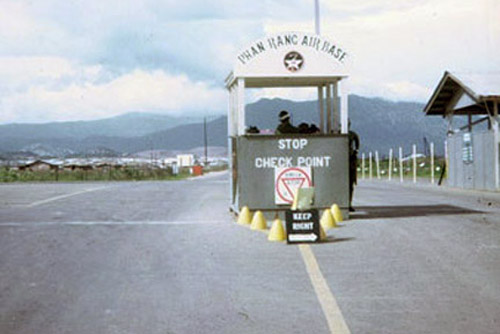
0 112 201 139
0 95 447 158
246 95 446 156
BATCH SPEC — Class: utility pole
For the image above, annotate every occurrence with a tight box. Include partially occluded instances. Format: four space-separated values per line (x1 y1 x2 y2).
204 117 208 166
314 0 320 34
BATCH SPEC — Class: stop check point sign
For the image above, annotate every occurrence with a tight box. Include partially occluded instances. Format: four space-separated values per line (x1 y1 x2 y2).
275 167 313 205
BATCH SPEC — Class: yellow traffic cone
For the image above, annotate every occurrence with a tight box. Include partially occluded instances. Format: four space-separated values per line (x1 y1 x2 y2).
320 209 337 230
268 217 286 242
320 225 327 241
237 206 252 225
250 210 267 230
331 204 343 223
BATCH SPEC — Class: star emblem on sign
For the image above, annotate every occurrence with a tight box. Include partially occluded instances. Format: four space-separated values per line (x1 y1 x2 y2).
284 51 304 72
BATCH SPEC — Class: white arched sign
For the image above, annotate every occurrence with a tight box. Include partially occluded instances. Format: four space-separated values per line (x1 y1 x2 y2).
234 32 351 77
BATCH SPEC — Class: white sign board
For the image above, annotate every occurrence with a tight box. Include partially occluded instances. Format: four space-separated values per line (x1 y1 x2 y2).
234 31 351 77
274 167 313 205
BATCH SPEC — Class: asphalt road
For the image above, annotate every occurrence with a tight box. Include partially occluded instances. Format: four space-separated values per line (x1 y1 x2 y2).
1 171 499 334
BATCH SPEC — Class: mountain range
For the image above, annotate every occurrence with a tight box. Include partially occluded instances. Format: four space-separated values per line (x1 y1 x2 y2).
0 95 447 159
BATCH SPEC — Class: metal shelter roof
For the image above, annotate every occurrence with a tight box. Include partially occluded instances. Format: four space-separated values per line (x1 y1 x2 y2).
224 74 347 88
424 71 500 116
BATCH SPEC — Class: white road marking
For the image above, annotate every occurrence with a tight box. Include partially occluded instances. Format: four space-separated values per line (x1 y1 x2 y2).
0 220 227 227
26 186 109 207
299 244 351 334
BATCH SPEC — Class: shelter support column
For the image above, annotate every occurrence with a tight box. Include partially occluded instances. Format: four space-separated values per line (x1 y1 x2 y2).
493 102 499 189
339 79 349 134
333 81 339 133
237 78 245 135
326 83 332 133
318 86 325 133
228 85 235 137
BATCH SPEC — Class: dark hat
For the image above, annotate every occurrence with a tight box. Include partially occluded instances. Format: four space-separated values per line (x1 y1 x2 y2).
279 110 290 121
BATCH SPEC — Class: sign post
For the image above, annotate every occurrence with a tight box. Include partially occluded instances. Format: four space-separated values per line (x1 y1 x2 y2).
285 209 320 244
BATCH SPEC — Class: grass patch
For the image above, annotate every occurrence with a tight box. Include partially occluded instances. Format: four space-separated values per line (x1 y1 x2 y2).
0 165 227 183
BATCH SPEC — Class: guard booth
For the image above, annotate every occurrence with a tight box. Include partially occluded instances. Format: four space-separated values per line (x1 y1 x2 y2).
225 32 352 217
424 71 500 191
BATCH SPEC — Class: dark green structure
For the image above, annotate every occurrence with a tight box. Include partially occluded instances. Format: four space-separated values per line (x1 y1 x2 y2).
230 135 349 217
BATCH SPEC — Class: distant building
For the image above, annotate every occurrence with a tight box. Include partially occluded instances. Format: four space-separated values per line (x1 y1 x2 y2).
177 154 195 167
19 160 59 172
63 163 93 171
424 71 500 190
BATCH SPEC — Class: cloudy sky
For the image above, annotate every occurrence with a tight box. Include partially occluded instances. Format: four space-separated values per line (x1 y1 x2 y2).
0 0 498 124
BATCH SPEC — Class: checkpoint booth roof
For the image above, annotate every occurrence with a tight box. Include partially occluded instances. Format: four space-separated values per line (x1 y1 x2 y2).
424 71 500 190
225 31 353 215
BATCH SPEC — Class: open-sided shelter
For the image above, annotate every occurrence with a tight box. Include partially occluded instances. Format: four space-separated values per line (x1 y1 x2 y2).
225 31 353 216
424 71 500 190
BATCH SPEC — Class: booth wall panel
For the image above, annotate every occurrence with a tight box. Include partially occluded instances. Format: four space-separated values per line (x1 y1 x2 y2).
236 135 349 211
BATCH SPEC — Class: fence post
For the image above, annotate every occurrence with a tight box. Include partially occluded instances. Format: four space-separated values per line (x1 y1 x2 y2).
430 142 435 184
375 151 381 179
369 151 373 180
399 147 403 183
413 144 417 184
362 153 365 179
388 148 393 181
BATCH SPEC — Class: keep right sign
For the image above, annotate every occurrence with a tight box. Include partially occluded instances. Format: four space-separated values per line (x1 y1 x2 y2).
285 209 320 244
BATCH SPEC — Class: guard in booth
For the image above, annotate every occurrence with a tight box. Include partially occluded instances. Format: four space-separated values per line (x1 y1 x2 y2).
275 110 299 134
348 120 360 212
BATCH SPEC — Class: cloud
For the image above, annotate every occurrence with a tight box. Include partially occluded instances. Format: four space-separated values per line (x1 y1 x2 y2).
264 0 499 102
0 67 226 123
349 77 431 102
249 88 317 103
0 0 498 124
0 57 103 93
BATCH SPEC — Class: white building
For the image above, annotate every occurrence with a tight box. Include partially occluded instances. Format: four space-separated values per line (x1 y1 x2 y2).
177 154 195 167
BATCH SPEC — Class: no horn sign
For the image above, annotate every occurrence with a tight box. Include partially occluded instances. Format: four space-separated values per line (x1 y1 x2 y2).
275 167 313 205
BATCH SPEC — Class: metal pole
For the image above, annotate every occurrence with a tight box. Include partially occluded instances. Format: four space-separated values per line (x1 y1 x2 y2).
399 146 403 183
362 153 365 179
314 0 320 35
430 142 435 184
413 144 417 184
375 151 380 179
388 148 393 181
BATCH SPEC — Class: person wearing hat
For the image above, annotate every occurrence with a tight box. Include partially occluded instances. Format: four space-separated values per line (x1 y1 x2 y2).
275 110 299 134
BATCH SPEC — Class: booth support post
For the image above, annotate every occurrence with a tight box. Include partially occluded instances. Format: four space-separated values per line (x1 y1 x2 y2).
237 78 245 135
339 79 349 134
333 81 339 133
318 86 325 133
326 83 332 133
228 85 233 207
228 85 235 137
493 101 499 189
228 83 239 209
